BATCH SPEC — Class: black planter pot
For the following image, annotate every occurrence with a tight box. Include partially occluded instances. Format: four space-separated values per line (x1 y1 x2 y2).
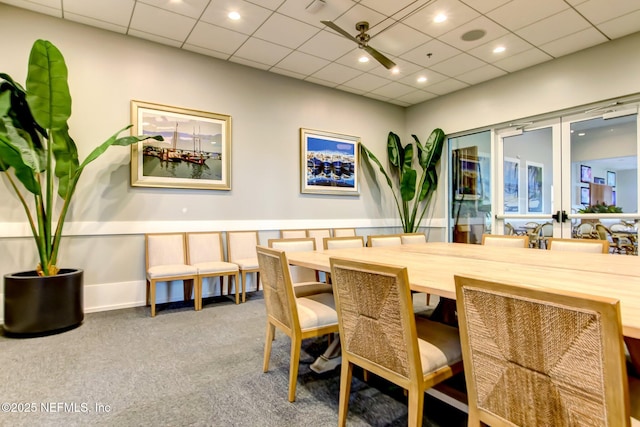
3 268 84 336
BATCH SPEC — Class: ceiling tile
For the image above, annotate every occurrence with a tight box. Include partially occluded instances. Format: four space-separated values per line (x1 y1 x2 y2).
228 56 271 70
456 64 506 84
183 43 231 60
334 48 381 71
186 21 249 54
399 68 448 89
437 15 509 51
297 30 356 61
64 0 133 26
309 62 363 85
130 3 196 41
369 22 431 56
429 53 486 77
539 27 608 58
1 0 61 16
368 57 423 80
200 0 272 35
139 0 209 19
127 29 183 47
331 3 388 37
340 72 391 92
492 48 553 72
232 37 292 65
458 0 511 14
370 81 415 98
337 85 368 95
575 0 640 25
64 13 127 33
597 9 640 39
401 38 461 68
253 13 319 48
402 0 480 38
487 0 569 31
245 0 285 10
467 33 532 63
516 9 591 46
424 77 468 95
304 75 339 88
273 50 330 76
270 67 307 79
360 0 421 17
276 0 357 28
395 89 438 105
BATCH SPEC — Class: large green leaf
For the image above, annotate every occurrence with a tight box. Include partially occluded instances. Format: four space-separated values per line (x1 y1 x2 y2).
400 169 417 201
386 132 401 170
51 126 78 198
360 143 393 190
0 74 46 151
420 128 445 170
26 40 71 131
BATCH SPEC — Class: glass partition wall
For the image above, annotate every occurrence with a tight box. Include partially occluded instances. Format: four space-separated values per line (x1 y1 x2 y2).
448 102 639 254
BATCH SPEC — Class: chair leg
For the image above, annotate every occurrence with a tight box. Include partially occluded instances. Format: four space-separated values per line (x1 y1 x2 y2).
233 273 239 305
145 280 150 306
263 322 275 373
150 280 157 317
242 271 247 303
196 277 202 311
338 361 353 427
407 385 425 427
288 336 302 402
256 271 261 292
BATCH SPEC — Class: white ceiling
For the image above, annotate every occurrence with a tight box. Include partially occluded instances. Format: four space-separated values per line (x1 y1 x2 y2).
4 0 640 107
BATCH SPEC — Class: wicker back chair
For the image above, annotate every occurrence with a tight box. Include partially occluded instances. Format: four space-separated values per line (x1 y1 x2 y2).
454 274 634 426
481 234 529 248
256 246 338 402
330 258 463 426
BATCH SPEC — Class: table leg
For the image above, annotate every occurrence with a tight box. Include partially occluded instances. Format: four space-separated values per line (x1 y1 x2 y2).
625 336 640 378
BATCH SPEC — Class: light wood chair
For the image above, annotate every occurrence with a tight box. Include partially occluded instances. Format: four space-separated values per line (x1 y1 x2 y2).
186 232 240 307
547 237 609 253
306 228 332 252
333 228 356 237
481 233 529 248
366 233 403 247
227 230 260 303
454 274 638 426
267 237 332 298
257 245 339 402
323 235 365 250
280 229 307 239
145 233 198 317
330 258 463 426
400 233 427 245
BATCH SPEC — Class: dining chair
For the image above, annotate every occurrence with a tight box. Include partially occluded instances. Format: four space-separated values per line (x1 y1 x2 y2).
227 230 260 303
305 228 332 252
323 235 365 250
267 237 332 297
481 234 529 248
503 223 516 236
539 222 553 249
575 221 598 239
547 237 609 253
400 233 427 245
330 258 463 427
595 223 631 254
366 233 403 247
186 232 240 306
333 228 356 237
454 274 637 426
145 233 198 317
256 245 339 402
280 229 307 239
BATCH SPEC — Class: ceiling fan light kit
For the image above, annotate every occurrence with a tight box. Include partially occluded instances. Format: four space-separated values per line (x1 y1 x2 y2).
321 20 396 70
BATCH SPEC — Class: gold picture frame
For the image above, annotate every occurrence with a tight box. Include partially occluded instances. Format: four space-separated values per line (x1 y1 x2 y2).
300 128 360 196
130 100 231 190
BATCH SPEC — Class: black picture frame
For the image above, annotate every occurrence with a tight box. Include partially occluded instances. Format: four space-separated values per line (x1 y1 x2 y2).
607 171 616 187
594 176 605 184
580 187 590 205
580 165 592 183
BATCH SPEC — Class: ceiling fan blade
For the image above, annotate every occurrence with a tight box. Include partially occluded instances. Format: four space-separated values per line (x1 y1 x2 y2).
321 20 358 43
363 45 396 70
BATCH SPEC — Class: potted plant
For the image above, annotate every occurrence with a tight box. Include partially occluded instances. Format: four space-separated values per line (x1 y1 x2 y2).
0 40 162 335
360 129 445 233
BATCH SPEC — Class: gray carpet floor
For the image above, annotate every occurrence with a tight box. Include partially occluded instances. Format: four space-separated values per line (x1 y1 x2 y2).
0 293 467 427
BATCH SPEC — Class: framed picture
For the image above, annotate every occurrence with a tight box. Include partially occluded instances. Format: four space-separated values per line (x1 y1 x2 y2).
503 157 520 213
612 190 616 206
580 187 590 204
526 161 543 213
580 164 592 183
452 146 482 200
300 128 360 195
130 100 231 190
607 170 616 187
594 176 605 184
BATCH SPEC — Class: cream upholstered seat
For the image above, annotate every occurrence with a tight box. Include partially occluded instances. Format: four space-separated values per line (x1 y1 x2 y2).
305 228 331 252
330 258 463 427
481 234 529 248
186 232 240 307
323 235 365 250
145 233 198 317
256 245 339 402
400 233 427 245
279 229 307 239
547 237 609 253
267 237 332 298
333 227 356 237
367 233 403 247
454 274 638 426
227 231 260 303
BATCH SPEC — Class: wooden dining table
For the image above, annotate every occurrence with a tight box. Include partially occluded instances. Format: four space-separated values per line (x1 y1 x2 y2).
285 242 640 373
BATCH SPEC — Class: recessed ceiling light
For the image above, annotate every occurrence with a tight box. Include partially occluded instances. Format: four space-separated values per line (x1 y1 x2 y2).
434 13 447 23
391 67 400 75
228 11 241 20
461 29 486 42
417 76 427 83
578 132 586 136
358 56 369 63
493 46 506 54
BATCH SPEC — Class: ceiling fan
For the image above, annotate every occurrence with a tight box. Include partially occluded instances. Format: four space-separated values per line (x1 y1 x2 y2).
321 20 396 70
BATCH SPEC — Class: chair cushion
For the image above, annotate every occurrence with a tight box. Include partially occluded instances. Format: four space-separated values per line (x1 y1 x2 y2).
296 292 338 331
147 264 198 279
415 317 462 375
293 281 333 298
193 261 239 274
233 257 259 270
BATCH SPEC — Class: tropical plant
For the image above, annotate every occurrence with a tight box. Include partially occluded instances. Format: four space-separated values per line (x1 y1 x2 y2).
0 39 162 276
360 129 445 233
578 203 623 213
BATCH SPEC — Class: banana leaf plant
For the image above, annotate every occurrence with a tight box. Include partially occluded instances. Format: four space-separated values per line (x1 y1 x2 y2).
360 129 445 233
0 39 163 276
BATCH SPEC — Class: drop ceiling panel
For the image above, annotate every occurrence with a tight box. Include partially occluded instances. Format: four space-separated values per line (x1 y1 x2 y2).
309 62 363 85
516 8 592 46
274 50 331 75
253 13 319 49
539 27 608 58
401 38 461 68
429 52 486 77
597 10 640 39
130 3 196 41
457 64 507 85
370 81 416 98
340 72 391 92
297 30 357 61
276 0 354 28
64 0 134 26
467 33 532 64
233 37 292 66
200 0 273 35
487 0 569 31
459 0 511 14
140 0 209 19
187 22 249 54
402 0 479 38
575 0 640 25
492 48 553 73
437 15 509 51
370 23 431 57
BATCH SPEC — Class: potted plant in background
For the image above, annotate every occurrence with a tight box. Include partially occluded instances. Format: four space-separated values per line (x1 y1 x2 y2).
0 39 162 335
360 129 445 233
